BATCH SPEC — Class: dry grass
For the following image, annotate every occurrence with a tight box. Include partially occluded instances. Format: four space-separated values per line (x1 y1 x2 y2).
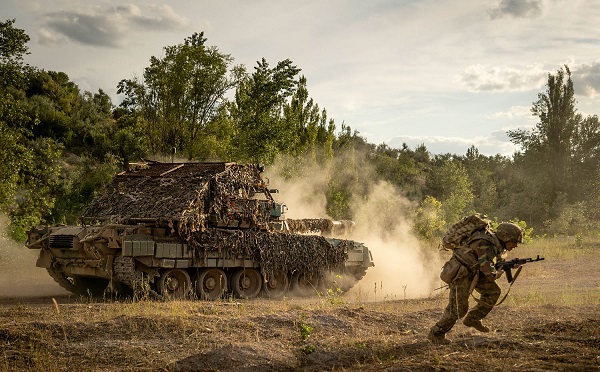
1 237 599 371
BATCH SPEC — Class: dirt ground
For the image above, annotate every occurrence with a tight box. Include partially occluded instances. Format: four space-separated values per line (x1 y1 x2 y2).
1 247 599 371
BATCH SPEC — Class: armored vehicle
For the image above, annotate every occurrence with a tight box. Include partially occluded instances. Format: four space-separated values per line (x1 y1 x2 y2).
27 162 374 300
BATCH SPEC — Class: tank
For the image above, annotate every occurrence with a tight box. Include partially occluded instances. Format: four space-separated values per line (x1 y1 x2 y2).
26 162 374 300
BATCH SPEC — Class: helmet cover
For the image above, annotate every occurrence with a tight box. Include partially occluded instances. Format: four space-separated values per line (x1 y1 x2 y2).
496 222 524 243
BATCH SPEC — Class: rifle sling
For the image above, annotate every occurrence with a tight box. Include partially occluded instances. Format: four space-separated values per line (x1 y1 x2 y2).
495 266 523 306
471 266 523 307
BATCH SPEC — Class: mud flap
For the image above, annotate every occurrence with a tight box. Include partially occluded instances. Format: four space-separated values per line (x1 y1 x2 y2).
36 249 52 268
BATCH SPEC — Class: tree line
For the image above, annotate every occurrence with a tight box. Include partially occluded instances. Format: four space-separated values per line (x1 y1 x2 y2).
1 19 599 242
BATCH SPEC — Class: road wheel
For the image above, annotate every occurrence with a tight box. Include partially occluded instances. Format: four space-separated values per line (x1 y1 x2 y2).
262 269 289 299
231 268 262 299
195 268 227 300
290 272 320 297
157 269 191 299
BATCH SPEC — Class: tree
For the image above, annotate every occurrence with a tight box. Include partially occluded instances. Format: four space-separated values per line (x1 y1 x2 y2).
413 195 446 241
0 19 30 89
462 146 499 213
0 19 34 223
281 76 320 159
508 65 579 205
230 58 301 164
572 115 600 202
425 159 474 224
118 32 243 159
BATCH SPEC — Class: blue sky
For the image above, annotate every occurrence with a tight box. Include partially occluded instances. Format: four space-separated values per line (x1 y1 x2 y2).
4 0 600 156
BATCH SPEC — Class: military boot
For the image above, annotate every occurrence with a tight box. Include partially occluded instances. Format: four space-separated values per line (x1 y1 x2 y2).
427 328 451 345
462 317 490 332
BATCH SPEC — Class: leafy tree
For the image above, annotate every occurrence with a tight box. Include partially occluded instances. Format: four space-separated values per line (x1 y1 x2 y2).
571 115 600 217
118 32 243 159
0 92 30 208
231 58 301 164
371 143 427 199
508 65 579 206
50 156 120 225
413 195 446 241
425 159 474 224
0 19 36 233
111 107 149 167
0 19 31 89
325 180 352 219
9 137 62 240
462 146 500 213
319 112 336 162
281 76 320 159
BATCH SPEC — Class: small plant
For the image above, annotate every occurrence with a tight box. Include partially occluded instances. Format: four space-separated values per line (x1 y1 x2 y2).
297 313 316 355
298 313 314 341
326 287 346 305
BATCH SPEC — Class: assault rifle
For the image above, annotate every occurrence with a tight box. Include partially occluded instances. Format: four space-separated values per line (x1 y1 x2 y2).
495 255 545 283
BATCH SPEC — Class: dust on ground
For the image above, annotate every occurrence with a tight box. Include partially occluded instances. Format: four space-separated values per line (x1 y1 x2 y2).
0 215 68 298
1 247 599 371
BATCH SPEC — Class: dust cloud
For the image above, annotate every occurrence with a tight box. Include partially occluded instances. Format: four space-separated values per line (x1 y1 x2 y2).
347 182 441 301
265 160 442 301
0 215 68 297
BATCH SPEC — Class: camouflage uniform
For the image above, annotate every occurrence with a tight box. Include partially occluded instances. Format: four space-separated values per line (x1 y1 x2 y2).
430 230 506 338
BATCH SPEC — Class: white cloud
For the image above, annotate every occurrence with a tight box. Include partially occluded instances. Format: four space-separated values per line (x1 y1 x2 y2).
572 60 600 97
38 28 68 46
457 64 547 93
123 4 188 31
486 105 536 122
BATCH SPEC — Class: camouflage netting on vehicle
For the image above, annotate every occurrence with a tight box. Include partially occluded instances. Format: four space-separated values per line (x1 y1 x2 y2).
81 162 274 236
81 161 351 279
188 229 349 278
287 219 335 235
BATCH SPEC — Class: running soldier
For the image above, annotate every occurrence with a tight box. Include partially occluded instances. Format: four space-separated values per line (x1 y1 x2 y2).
428 221 524 345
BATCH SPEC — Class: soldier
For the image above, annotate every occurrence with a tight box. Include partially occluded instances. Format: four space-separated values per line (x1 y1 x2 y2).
428 222 524 345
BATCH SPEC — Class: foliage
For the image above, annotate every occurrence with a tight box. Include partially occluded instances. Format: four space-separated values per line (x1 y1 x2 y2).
0 19 31 89
425 159 474 224
50 155 120 225
413 196 446 241
542 202 599 237
489 217 534 244
230 58 302 164
2 18 600 241
9 137 63 240
118 32 243 160
508 66 579 218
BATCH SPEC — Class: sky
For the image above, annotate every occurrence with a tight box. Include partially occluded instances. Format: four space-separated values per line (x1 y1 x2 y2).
4 0 600 156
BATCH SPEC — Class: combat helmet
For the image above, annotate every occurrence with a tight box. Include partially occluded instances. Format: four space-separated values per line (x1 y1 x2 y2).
496 222 524 243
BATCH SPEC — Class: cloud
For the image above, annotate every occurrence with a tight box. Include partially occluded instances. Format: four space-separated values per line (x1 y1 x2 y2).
457 64 547 92
572 61 600 97
41 4 188 47
386 134 519 157
488 0 543 19
117 4 188 31
486 105 537 122
38 28 68 46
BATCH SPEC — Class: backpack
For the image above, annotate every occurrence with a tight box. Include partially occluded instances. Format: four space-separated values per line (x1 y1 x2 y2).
441 213 492 250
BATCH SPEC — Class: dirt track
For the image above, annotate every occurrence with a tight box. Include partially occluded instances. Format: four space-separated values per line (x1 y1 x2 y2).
1 248 599 371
